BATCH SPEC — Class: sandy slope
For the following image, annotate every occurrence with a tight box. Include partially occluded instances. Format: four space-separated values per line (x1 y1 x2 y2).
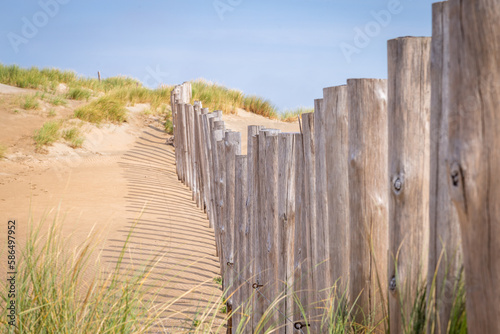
0 84 299 331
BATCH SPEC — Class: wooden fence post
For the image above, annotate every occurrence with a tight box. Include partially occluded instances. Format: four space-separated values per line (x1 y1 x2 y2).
224 131 242 307
185 104 193 189
387 36 431 333
208 116 222 228
246 125 262 334
293 132 311 327
171 87 181 180
323 86 350 299
194 101 205 208
313 99 330 325
448 0 500 332
301 113 317 329
278 132 296 333
178 103 188 184
211 120 226 268
254 129 280 331
234 154 249 332
347 79 389 328
428 3 463 333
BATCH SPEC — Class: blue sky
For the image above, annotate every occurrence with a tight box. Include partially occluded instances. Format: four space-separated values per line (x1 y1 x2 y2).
1 0 435 111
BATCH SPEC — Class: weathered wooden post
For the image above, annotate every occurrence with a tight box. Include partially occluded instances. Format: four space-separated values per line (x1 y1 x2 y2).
387 36 431 333
313 99 330 325
246 125 262 334
201 111 215 224
323 86 350 299
448 0 500 332
245 126 262 334
293 131 312 328
278 132 296 333
427 3 463 334
253 129 280 331
300 113 318 330
193 101 202 207
224 131 242 307
234 154 248 332
185 104 193 188
178 103 188 184
171 86 181 180
211 120 225 267
347 79 389 328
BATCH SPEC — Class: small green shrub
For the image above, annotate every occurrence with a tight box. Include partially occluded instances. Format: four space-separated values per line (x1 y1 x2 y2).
50 95 67 106
74 96 127 124
21 94 40 110
67 87 92 101
164 112 173 135
63 128 84 148
34 121 60 148
48 109 57 117
213 276 223 286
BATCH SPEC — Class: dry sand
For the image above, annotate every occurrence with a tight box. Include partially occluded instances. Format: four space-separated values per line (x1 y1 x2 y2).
0 84 299 331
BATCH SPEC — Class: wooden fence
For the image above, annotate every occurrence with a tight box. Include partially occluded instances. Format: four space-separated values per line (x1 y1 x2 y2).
169 1 499 333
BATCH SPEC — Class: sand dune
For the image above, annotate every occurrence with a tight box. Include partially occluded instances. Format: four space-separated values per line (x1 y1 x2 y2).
0 84 299 331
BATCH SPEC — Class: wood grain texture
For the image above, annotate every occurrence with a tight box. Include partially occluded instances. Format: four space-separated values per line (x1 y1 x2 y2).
211 120 226 269
428 4 463 334
448 0 500 332
249 129 260 333
300 113 316 329
234 154 248 333
278 132 296 333
323 86 350 298
347 79 389 328
313 98 330 326
224 131 241 306
254 129 280 331
387 37 431 333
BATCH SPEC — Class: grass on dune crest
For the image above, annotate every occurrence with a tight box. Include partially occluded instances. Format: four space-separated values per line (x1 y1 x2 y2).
191 79 278 119
0 64 298 123
281 107 314 122
0 64 140 94
74 96 128 124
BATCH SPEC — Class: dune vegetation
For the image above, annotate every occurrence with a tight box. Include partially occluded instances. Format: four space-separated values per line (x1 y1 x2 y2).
0 64 309 125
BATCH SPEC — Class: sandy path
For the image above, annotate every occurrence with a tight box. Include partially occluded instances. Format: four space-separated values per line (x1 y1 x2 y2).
0 91 223 331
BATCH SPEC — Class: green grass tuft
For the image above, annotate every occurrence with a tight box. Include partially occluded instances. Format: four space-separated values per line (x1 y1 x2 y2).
0 216 164 334
34 121 61 148
50 95 68 106
66 87 92 101
20 94 40 110
63 128 85 148
74 96 127 124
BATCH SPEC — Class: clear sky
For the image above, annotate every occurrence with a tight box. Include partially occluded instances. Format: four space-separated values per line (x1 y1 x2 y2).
1 0 435 111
